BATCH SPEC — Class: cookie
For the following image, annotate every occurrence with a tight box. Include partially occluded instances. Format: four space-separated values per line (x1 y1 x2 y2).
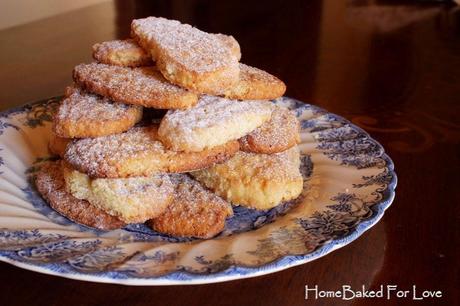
90 40 284 100
92 39 153 67
239 106 300 154
49 132 70 157
53 86 143 138
214 34 241 61
148 174 232 239
225 64 286 100
64 126 240 178
63 163 174 223
73 63 198 109
158 95 273 152
131 17 240 95
35 161 125 230
191 146 303 210
92 35 240 67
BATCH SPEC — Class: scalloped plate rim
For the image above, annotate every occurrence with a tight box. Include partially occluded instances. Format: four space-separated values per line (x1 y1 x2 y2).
0 97 397 285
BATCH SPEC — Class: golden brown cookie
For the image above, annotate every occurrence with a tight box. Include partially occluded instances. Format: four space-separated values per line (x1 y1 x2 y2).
64 126 240 178
92 35 240 67
53 86 143 138
239 106 300 154
63 163 174 223
49 133 70 158
225 64 286 100
89 39 282 100
148 174 232 239
73 63 198 109
192 146 303 210
131 17 240 95
92 39 153 67
158 95 273 152
35 161 125 230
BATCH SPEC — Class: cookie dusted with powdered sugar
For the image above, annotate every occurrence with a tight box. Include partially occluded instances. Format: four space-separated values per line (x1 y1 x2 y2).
63 163 174 223
239 106 300 154
92 39 153 67
93 36 240 67
148 174 233 239
192 146 303 210
90 40 284 99
131 17 240 95
64 126 239 178
225 64 286 100
158 95 273 152
73 63 198 109
53 86 143 138
35 161 125 230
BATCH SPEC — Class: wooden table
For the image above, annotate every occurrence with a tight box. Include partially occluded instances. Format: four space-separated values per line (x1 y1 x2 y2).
0 1 458 305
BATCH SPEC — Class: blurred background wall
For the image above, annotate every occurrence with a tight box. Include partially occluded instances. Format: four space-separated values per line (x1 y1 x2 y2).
0 0 111 30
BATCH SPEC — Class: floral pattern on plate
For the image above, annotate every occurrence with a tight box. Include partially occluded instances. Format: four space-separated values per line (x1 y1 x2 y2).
0 97 396 285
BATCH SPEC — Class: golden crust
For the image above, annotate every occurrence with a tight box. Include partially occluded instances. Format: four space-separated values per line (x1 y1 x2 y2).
73 63 198 109
92 39 153 67
53 86 143 138
192 146 303 210
131 17 240 95
49 133 70 158
62 163 174 223
225 64 286 100
64 125 240 178
35 161 125 230
239 106 300 154
148 174 232 239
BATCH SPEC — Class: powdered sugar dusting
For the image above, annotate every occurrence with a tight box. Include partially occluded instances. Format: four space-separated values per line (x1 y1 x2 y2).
64 125 238 178
244 106 300 151
163 96 271 129
92 39 153 67
227 146 302 182
239 63 281 83
56 86 140 122
131 17 238 73
94 39 142 53
151 174 232 238
158 95 273 151
73 63 197 108
65 126 165 177
169 174 230 211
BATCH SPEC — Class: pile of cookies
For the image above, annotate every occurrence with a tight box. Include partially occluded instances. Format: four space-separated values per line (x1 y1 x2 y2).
36 17 303 239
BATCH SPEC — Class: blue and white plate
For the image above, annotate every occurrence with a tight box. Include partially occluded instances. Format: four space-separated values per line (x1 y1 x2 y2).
0 97 396 285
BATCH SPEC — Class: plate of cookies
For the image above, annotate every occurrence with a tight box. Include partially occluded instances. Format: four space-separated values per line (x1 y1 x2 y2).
0 17 396 285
